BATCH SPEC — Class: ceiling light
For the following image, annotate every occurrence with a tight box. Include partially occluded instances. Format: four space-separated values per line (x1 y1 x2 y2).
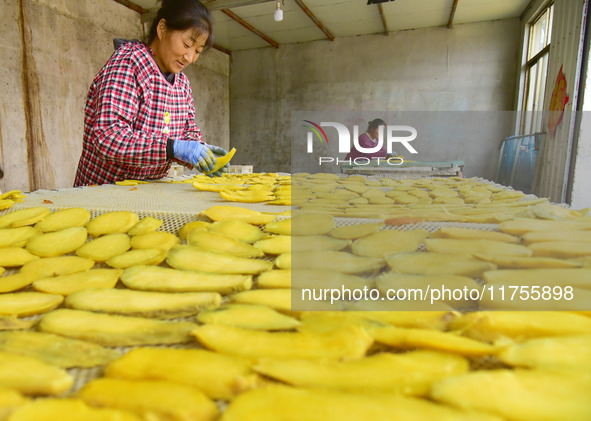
274 0 283 21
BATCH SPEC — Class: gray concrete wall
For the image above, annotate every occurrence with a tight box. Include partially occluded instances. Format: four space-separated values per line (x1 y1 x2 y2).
0 0 230 192
186 48 231 151
230 18 521 178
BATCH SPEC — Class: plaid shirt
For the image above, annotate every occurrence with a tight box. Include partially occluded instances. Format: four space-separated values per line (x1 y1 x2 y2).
74 42 203 186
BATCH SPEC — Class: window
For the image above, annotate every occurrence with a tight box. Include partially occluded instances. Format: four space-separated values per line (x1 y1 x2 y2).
520 3 554 135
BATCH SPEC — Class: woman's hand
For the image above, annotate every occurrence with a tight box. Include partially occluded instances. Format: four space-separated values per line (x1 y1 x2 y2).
173 140 216 174
205 144 231 177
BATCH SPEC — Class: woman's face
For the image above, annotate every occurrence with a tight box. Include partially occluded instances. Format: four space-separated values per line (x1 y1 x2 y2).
153 20 209 74
369 125 383 139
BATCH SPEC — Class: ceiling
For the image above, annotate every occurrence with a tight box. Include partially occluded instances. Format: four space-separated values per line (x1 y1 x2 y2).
116 0 532 52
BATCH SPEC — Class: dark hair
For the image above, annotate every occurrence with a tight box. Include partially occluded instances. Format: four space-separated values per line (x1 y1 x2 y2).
147 0 214 50
367 118 386 131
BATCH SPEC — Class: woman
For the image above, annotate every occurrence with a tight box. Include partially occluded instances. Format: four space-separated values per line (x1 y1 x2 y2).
345 118 389 161
74 0 226 186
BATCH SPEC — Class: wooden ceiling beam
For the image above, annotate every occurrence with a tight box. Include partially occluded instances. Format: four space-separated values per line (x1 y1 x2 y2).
448 0 459 28
112 0 148 14
112 0 233 54
141 0 276 22
292 0 335 41
204 0 276 11
221 9 280 48
378 3 389 35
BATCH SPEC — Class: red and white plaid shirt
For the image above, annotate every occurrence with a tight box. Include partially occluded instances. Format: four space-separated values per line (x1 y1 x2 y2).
74 42 203 186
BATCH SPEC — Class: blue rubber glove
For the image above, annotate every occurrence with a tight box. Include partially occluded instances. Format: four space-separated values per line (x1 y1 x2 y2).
205 144 230 177
173 140 216 174
205 144 228 156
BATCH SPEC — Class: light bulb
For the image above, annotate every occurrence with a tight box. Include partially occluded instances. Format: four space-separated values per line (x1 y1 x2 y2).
274 8 283 21
274 1 283 21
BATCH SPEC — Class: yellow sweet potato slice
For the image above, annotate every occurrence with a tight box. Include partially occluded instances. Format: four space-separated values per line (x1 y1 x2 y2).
178 220 210 240
187 230 264 258
201 205 275 225
0 200 15 211
375 272 481 308
386 252 497 277
230 289 292 312
33 208 91 233
193 324 372 361
254 351 468 396
290 213 334 235
296 311 390 334
291 250 384 274
0 272 37 293
120 265 251 294
0 292 63 317
130 231 180 251
65 288 221 319
25 227 87 257
32 269 122 296
198 304 301 331
430 369 591 421
203 147 236 175
0 227 39 248
0 207 51 229
522 230 591 244
431 227 519 243
529 241 591 259
497 334 591 370
499 218 591 235
167 247 272 274
75 233 131 262
38 309 198 347
352 229 429 258
79 378 218 421
0 316 35 331
264 218 291 235
474 253 581 269
219 190 275 203
7 399 142 421
372 327 498 357
334 307 451 331
106 248 166 269
0 387 27 420
208 219 265 244
254 235 291 254
104 347 260 400
291 269 373 291
330 222 384 240
424 238 533 257
126 216 162 236
0 351 73 396
292 235 349 252
19 256 94 279
86 211 139 237
275 252 291 269
0 248 39 267
222 385 502 421
0 331 119 368
448 311 591 342
257 269 290 288
483 268 591 290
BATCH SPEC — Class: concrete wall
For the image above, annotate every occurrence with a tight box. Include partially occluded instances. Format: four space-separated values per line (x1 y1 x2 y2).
230 19 521 178
0 0 230 192
186 48 231 151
